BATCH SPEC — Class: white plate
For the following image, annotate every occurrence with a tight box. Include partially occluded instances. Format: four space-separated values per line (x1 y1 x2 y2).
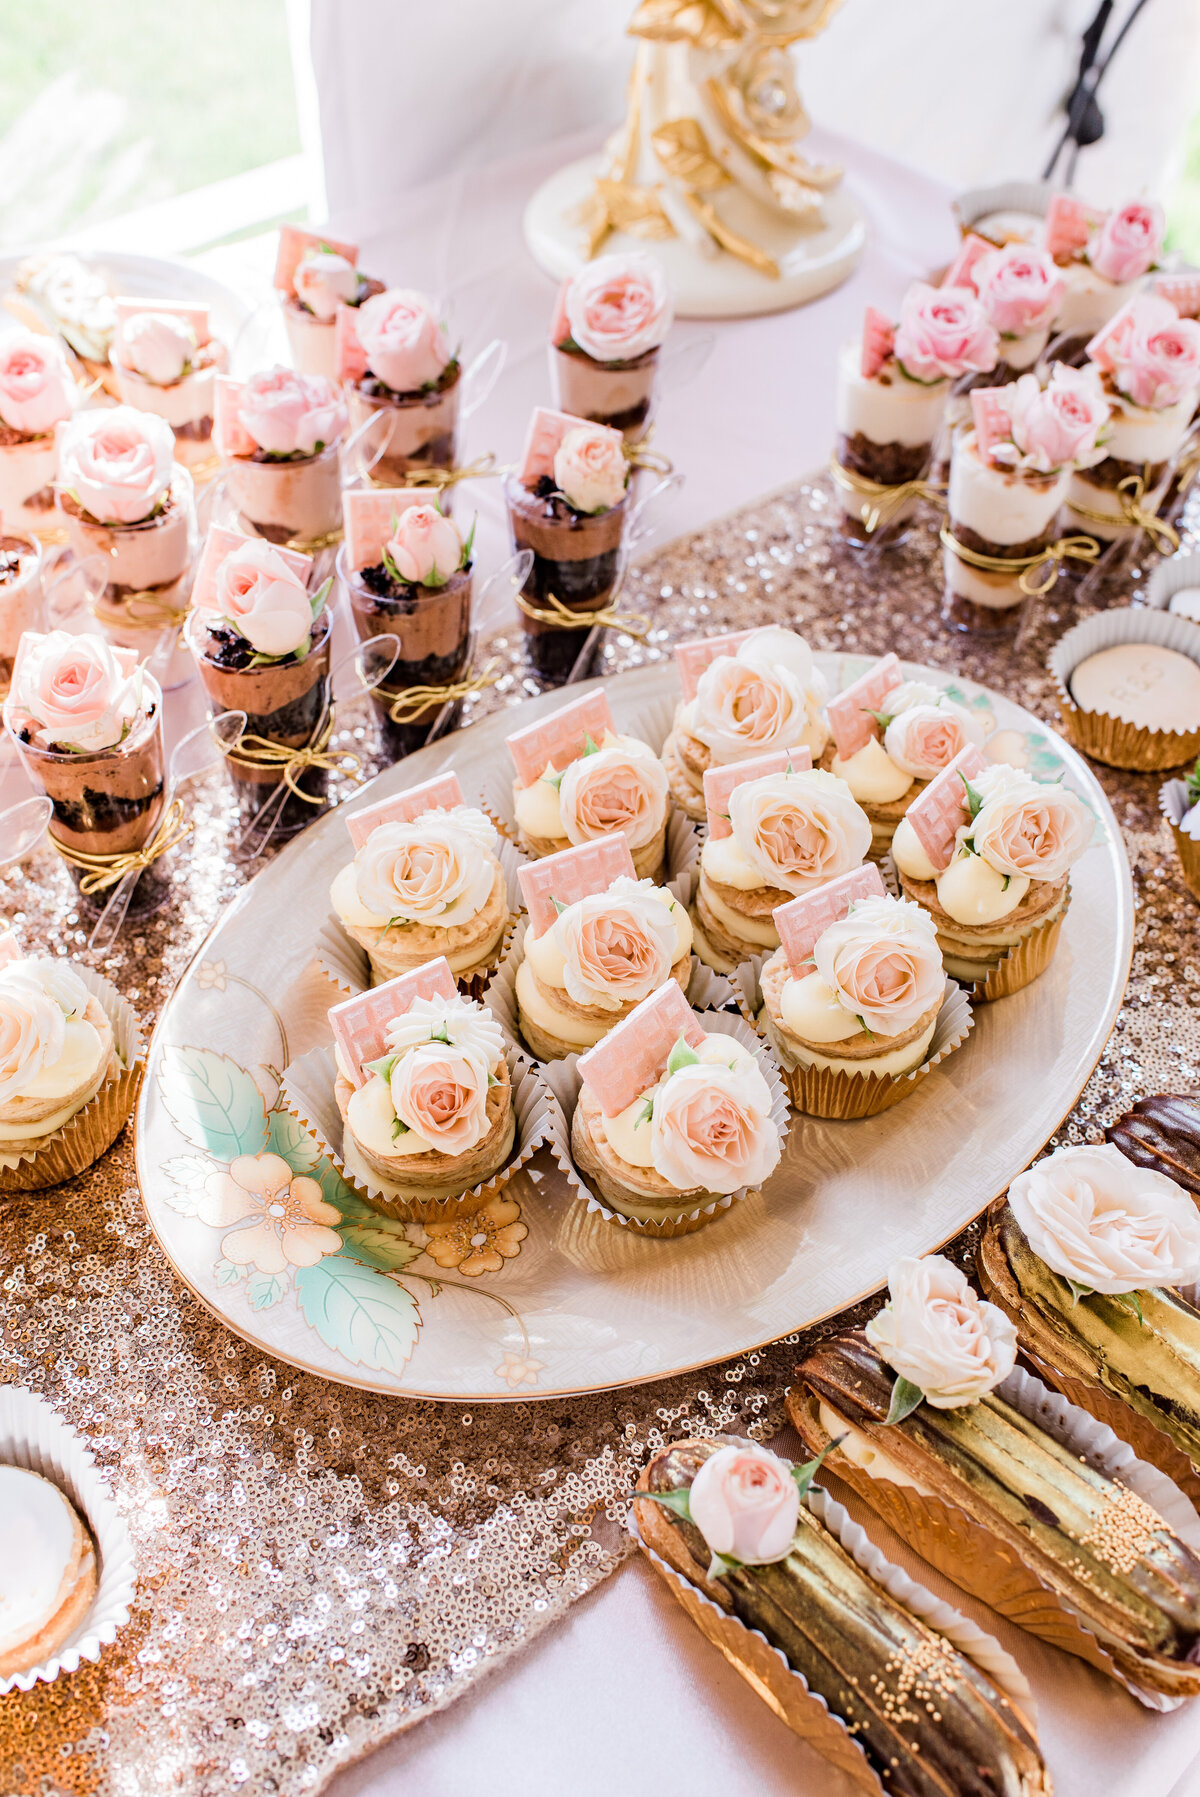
0 248 252 357
134 656 1132 1401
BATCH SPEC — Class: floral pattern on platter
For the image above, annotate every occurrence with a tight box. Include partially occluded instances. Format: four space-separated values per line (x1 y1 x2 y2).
425 1196 528 1277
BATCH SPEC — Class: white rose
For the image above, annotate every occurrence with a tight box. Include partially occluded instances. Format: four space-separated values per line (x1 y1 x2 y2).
384 993 505 1067
119 311 196 385
294 249 359 321
866 1254 1017 1408
687 1443 800 1569
812 894 944 1036
650 1054 779 1195
0 966 66 1103
25 956 89 1020
553 425 628 513
553 878 676 1012
883 698 988 781
967 766 1093 883
692 629 829 764
388 1040 492 1156
58 406 176 525
730 769 872 896
354 814 496 927
558 738 668 851
1007 1143 1200 1295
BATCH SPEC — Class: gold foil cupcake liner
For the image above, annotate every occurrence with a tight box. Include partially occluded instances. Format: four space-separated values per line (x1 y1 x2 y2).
959 892 1072 1003
1160 778 1200 902
790 1369 1200 1709
631 1474 1037 1788
1048 606 1200 772
0 966 145 1194
279 1037 560 1224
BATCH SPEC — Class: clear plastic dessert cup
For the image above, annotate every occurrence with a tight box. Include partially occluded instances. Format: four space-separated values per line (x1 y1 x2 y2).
345 367 461 486
338 544 473 763
109 350 222 471
942 430 1070 634
505 474 628 686
0 429 61 540
550 342 659 442
0 531 43 700
224 441 342 549
833 341 947 545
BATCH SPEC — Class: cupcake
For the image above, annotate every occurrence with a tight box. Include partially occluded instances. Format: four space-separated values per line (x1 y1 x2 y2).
892 745 1093 997
506 687 669 880
336 288 461 486
506 407 630 684
1044 195 1165 363
330 771 510 990
548 252 672 441
569 980 783 1232
214 366 348 549
109 299 227 468
1050 606 1200 772
0 1464 98 1681
0 531 42 701
1162 763 1200 901
274 225 384 380
691 752 870 974
0 330 76 537
662 625 829 823
821 651 987 851
512 836 690 1060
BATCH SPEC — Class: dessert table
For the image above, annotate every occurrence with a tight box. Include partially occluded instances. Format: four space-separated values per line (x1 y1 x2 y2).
4 126 1200 1797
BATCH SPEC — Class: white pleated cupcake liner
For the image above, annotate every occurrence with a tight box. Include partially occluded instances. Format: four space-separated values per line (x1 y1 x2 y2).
0 1385 136 1693
1146 549 1200 614
952 179 1054 236
1160 776 1200 900
1048 605 1200 769
536 1011 789 1236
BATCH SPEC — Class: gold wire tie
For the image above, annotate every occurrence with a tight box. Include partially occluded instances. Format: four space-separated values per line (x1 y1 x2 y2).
1067 471 1180 556
370 453 498 492
828 458 946 534
514 588 650 640
51 795 192 896
220 709 363 803
385 658 502 725
939 526 1102 597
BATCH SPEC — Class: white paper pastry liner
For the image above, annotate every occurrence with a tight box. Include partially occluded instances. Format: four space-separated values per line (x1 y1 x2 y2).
1146 549 1200 613
313 836 527 998
1048 605 1200 771
279 1036 561 1223
0 1385 136 1693
1161 777 1200 901
952 179 1054 236
536 1011 789 1237
0 965 146 1191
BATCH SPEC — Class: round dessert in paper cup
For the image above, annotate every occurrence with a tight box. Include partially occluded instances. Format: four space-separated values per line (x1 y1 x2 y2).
0 1384 136 1693
279 1036 560 1224
1161 776 1200 902
952 178 1053 243
0 965 145 1194
537 1011 789 1239
1146 549 1200 620
1048 607 1200 772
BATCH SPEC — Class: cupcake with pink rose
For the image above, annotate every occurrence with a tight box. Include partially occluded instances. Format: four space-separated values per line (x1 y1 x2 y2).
336 288 461 485
0 329 77 537
214 366 348 549
273 225 385 379
1044 196 1165 360
109 299 227 468
549 252 673 440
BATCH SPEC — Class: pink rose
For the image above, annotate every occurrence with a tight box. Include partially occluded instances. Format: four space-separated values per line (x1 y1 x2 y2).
866 1254 1017 1408
0 965 65 1103
0 329 75 435
57 405 175 524
974 245 1064 338
883 700 986 778
563 252 672 362
385 504 464 586
388 1042 491 1155
1089 201 1165 285
686 1443 800 1568
731 770 872 896
118 312 195 385
354 811 498 927
998 364 1110 473
238 366 347 456
355 289 451 393
7 628 142 752
894 283 999 383
210 540 315 658
968 764 1093 882
294 250 359 321
691 630 828 764
650 1044 780 1195
555 882 676 1011
558 739 668 851
811 894 944 1036
553 424 627 513
1096 294 1200 411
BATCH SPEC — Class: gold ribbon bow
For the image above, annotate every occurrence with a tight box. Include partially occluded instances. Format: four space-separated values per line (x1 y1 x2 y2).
371 453 498 492
939 526 1102 596
51 795 193 896
624 426 673 476
386 658 502 725
284 525 344 554
1068 471 1181 556
829 458 945 534
515 588 650 640
222 709 363 803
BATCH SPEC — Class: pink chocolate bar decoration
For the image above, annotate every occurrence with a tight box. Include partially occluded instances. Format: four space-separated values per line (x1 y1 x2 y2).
214 376 255 459
345 773 465 849
970 387 1013 465
274 224 359 294
860 306 895 380
335 304 369 383
826 653 903 761
942 234 991 294
518 837 635 937
507 690 614 788
116 297 211 345
1085 297 1142 374
191 525 311 615
1043 194 1095 260
1155 273 1200 320
578 982 707 1119
905 744 988 873
0 928 23 969
773 862 887 976
518 406 620 486
329 958 459 1088
702 746 812 840
342 487 441 571
674 630 756 703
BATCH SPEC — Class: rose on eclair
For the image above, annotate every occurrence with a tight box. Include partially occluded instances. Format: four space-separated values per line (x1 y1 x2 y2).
0 965 66 1102
558 738 668 851
651 1051 779 1195
966 765 1092 882
554 880 676 1011
206 539 318 659
812 895 943 1036
389 1041 491 1155
563 252 672 362
731 769 871 895
883 697 987 779
355 289 451 393
974 245 1064 338
295 249 359 320
384 505 465 587
354 808 497 927
866 1254 1017 1408
118 311 195 385
553 425 627 513
58 405 176 524
238 367 347 456
0 329 75 436
894 283 999 383
6 629 143 752
691 628 829 763
686 1443 800 1567
1088 201 1165 285
990 364 1111 474
1007 1143 1200 1295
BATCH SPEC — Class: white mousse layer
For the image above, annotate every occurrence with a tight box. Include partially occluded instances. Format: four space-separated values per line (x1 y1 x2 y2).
1054 266 1139 338
836 340 947 448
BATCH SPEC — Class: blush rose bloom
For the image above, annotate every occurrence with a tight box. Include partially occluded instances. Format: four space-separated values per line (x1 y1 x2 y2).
692 628 829 764
389 1041 492 1155
883 698 986 779
1102 294 1200 411
564 252 672 362
651 1052 780 1195
8 628 142 752
1089 201 1165 285
687 1443 800 1568
0 966 66 1103
554 424 627 513
58 406 175 524
731 769 872 896
239 366 347 456
553 880 676 1011
119 311 195 385
894 283 999 383
558 737 668 851
354 809 497 927
968 764 1093 882
210 540 315 659
1007 1143 1200 1295
993 364 1111 474
813 894 944 1036
0 329 75 435
866 1254 1017 1408
974 245 1064 338
355 289 451 392
294 249 359 320
386 504 464 585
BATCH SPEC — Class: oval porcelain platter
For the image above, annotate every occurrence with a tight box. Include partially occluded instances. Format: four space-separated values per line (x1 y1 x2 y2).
135 656 1133 1401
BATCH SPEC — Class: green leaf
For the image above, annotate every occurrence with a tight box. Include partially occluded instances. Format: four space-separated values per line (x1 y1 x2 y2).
582 733 600 756
310 575 334 618
1187 758 1200 806
1066 1278 1094 1307
429 1025 451 1045
158 1047 269 1160
960 773 985 820
541 767 566 791
856 1015 875 1042
247 1270 290 1311
365 1052 399 1084
638 1486 693 1522
213 1256 246 1288
636 1097 654 1128
461 514 477 566
422 559 449 590
791 1436 843 1502
1113 1289 1145 1324
267 1107 322 1172
551 897 567 915
295 1257 421 1373
337 1225 422 1272
666 1035 700 1076
390 1116 410 1140
865 706 895 730
884 1377 925 1426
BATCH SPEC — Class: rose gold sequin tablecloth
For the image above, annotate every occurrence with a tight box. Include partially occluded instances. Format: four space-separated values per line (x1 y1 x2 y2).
1 476 1197 1797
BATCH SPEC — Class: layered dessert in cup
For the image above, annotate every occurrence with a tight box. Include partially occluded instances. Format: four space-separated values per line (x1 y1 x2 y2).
339 487 473 762
3 630 167 915
214 367 347 549
661 626 829 823
943 368 1110 633
274 225 384 380
506 407 630 684
1065 295 1200 544
1044 196 1165 364
187 527 333 832
549 252 672 442
0 330 76 538
0 530 43 699
337 289 460 485
109 299 227 469
506 688 669 880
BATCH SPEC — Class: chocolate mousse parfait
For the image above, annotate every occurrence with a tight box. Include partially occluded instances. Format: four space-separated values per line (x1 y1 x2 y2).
0 531 43 698
0 328 76 538
549 252 673 442
215 367 348 549
273 225 385 381
339 288 461 486
109 299 227 471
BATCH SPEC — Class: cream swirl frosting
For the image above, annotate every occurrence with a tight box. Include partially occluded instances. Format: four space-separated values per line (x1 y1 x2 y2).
513 732 668 851
0 956 99 1111
831 679 988 804
865 1253 1018 1408
599 1033 779 1194
333 806 499 931
1007 1143 1200 1296
684 627 829 764
702 768 872 897
781 894 944 1047
342 994 505 1162
523 877 688 1014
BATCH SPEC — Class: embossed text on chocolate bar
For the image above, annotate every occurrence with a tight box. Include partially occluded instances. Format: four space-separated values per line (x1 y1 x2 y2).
577 981 707 1117
905 744 988 872
519 837 635 936
826 653 902 761
507 691 614 788
345 773 466 850
774 863 887 975
329 958 458 1087
674 630 755 702
702 746 812 840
